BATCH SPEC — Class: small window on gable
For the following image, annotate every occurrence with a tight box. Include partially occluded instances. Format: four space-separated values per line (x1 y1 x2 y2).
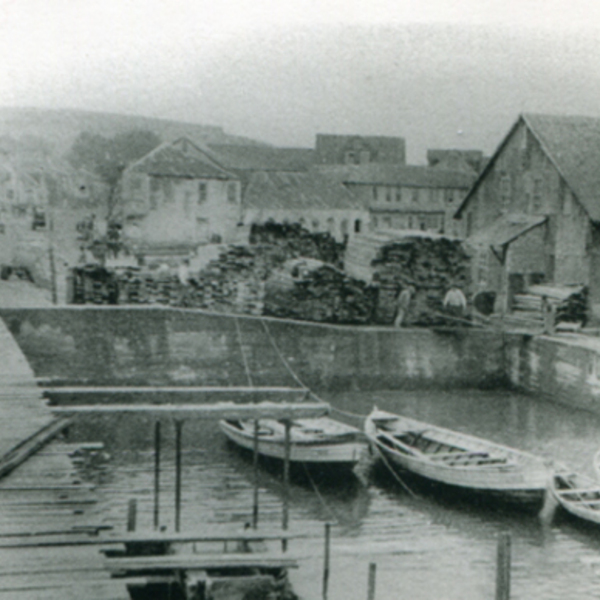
532 178 544 212
227 182 237 203
500 174 511 211
354 219 362 233
198 182 207 204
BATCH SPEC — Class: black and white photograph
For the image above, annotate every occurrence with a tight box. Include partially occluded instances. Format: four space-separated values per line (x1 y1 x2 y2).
1 1 600 598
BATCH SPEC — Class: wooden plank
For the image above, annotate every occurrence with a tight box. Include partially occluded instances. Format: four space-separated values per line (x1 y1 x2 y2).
51 401 330 419
44 386 307 394
0 530 304 548
105 554 299 573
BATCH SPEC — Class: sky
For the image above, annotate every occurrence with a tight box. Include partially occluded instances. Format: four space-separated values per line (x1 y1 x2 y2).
1 0 600 162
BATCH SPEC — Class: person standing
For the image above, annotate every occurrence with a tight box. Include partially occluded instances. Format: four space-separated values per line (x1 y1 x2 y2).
394 285 415 327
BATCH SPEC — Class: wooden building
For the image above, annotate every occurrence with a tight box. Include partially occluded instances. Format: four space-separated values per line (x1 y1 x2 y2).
318 163 474 238
120 138 242 248
454 113 600 320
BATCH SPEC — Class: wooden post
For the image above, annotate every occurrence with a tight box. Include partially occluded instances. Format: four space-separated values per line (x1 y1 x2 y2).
252 419 259 529
48 209 58 305
495 533 511 600
175 419 183 533
153 421 161 530
282 419 291 552
367 562 376 600
127 499 137 532
322 522 331 600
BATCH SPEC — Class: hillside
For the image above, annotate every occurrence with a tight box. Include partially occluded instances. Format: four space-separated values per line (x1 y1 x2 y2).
0 107 268 157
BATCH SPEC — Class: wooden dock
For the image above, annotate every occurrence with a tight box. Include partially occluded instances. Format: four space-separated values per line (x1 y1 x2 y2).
0 318 70 478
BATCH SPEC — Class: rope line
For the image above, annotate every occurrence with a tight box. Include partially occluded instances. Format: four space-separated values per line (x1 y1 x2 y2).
235 317 254 388
301 463 340 524
260 320 308 391
330 405 369 421
371 444 416 498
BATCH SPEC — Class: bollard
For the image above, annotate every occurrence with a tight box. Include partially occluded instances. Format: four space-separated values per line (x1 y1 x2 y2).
495 533 511 600
282 419 291 552
127 498 137 532
252 419 259 529
367 562 376 600
175 420 183 533
322 522 331 600
153 421 161 530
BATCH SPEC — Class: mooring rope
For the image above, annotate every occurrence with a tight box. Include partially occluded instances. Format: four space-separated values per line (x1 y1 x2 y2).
302 462 340 524
371 443 416 498
235 317 254 388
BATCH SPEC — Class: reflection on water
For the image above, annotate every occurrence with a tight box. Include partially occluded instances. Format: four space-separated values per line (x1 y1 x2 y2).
67 389 600 600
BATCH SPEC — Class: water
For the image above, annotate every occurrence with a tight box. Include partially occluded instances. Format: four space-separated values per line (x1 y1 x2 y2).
67 389 600 600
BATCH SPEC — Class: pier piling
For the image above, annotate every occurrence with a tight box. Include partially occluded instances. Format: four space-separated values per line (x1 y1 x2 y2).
252 419 259 529
367 562 377 600
495 533 511 600
323 522 331 600
282 419 291 552
127 499 137 532
153 421 161 530
175 419 183 533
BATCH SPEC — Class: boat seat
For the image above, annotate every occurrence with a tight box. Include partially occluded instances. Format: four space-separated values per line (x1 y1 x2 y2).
558 488 600 496
429 451 491 461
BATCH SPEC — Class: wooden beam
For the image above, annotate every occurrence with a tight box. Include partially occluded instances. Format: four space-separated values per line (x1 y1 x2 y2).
105 554 299 573
43 386 307 394
51 401 330 420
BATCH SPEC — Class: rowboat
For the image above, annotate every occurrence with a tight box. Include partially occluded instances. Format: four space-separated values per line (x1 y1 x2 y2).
219 417 364 467
550 468 600 525
364 407 549 503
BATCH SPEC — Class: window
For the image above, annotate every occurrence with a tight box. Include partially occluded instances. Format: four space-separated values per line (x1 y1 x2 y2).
372 216 378 228
227 182 237 203
395 187 401 202
383 216 392 228
312 219 320 230
326 217 335 233
344 151 356 164
408 215 414 229
447 191 454 204
412 188 419 203
354 219 362 233
198 182 207 204
340 219 349 236
386 188 392 202
372 187 378 201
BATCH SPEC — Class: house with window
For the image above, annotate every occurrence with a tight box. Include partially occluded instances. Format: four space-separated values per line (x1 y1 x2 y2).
241 170 368 242
120 138 242 248
454 113 600 319
315 134 406 166
318 163 474 237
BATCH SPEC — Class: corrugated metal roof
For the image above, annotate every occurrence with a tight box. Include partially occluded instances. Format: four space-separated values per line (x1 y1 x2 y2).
129 138 236 180
243 170 363 210
208 144 315 171
522 113 600 222
316 164 475 188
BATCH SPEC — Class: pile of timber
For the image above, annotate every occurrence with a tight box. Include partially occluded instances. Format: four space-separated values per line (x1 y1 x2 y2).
263 259 377 324
512 284 587 327
250 221 345 268
371 236 470 326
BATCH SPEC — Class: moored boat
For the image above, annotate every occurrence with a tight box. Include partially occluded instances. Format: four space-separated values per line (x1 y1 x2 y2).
220 417 364 468
550 469 600 525
364 407 549 503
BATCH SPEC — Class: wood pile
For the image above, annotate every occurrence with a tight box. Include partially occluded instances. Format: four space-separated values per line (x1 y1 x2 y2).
250 221 345 268
514 284 588 326
264 260 377 324
371 236 470 325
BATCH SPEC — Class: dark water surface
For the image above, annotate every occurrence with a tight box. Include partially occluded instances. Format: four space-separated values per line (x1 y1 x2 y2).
68 389 600 600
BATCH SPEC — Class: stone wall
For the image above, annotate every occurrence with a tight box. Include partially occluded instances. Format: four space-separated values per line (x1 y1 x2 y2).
0 307 506 392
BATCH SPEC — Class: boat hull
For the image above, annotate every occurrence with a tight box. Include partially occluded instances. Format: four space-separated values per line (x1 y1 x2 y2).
550 473 600 525
220 420 363 467
365 410 548 503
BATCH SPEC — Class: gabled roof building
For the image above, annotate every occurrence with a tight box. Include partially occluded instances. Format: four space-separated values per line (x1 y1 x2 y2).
454 113 600 319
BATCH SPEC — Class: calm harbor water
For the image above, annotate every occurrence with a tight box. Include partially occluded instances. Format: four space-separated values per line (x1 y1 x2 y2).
67 388 600 600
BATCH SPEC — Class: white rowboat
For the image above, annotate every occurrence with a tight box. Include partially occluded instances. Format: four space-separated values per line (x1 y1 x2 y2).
220 417 364 467
364 407 549 502
550 469 600 525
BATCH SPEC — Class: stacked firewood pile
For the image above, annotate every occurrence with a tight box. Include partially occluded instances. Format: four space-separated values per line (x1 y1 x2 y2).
371 236 471 326
263 259 377 324
250 221 345 268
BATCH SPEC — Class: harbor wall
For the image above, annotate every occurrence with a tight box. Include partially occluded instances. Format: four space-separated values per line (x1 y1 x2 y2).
505 333 600 413
0 307 507 392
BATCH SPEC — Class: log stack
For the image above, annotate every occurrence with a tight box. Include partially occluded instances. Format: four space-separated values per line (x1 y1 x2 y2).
371 236 470 326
